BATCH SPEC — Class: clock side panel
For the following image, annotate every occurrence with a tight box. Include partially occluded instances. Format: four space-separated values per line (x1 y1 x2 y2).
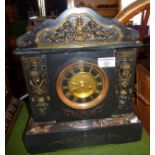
21 55 55 122
113 49 136 115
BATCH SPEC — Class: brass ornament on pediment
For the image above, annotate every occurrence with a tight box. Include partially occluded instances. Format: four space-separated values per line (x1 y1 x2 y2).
35 14 123 48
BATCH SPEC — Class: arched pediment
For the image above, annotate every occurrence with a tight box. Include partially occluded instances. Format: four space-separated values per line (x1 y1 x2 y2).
17 7 139 49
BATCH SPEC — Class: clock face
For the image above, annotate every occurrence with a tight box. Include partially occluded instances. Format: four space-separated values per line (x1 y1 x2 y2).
56 60 109 110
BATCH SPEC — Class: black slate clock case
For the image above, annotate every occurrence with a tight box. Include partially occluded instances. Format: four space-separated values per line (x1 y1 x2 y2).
46 49 136 122
15 7 142 154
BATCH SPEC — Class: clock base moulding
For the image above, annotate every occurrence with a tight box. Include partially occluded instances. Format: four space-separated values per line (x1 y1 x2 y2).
23 113 142 154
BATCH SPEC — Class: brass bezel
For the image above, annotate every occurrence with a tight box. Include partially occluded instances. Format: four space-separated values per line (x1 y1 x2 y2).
56 60 109 110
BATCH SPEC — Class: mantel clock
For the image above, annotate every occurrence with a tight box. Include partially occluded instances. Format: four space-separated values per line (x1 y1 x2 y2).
15 7 142 154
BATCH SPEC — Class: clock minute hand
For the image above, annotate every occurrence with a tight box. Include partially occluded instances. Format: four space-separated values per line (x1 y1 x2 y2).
68 81 81 86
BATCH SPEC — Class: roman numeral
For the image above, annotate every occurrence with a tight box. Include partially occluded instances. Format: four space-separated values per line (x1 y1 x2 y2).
79 65 84 72
82 98 86 103
90 96 94 100
65 91 72 98
70 69 75 75
95 89 101 94
97 82 102 86
64 77 70 81
73 97 78 102
89 68 93 74
62 86 69 90
95 74 100 79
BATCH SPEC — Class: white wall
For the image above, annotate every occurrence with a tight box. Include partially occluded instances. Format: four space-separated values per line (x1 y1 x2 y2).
122 0 141 25
122 0 149 25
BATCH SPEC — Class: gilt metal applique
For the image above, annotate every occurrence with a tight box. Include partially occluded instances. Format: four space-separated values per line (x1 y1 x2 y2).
35 15 122 48
22 55 50 115
114 50 136 114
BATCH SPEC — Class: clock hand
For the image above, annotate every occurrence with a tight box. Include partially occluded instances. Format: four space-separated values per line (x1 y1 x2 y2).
68 81 94 88
68 81 81 86
68 81 86 88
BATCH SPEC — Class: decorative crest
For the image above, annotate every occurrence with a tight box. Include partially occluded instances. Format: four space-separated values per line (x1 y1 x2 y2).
16 7 139 49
